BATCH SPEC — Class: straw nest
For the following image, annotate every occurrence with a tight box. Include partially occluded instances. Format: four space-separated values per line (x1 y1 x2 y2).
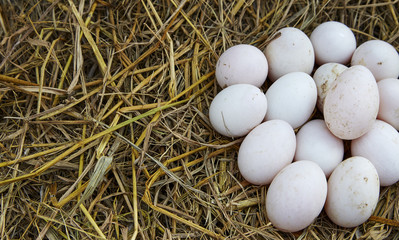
0 0 398 239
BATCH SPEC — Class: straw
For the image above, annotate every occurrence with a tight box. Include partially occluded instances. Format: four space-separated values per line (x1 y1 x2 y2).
0 0 398 239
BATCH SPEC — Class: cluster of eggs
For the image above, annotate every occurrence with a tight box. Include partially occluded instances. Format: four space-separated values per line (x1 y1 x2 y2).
209 21 399 232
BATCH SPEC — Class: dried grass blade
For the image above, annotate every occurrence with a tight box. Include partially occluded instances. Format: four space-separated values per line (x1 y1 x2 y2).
0 1 56 70
0 142 74 168
119 102 167 113
1 82 52 100
168 37 177 98
142 194 223 239
38 38 59 113
51 181 89 208
53 2 98 106
0 74 39 86
0 101 185 186
14 86 67 95
96 115 120 158
38 84 102 120
169 71 214 102
36 213 100 238
79 204 107 239
369 215 399 227
73 156 113 211
169 0 216 58
131 151 139 240
67 0 107 76
102 64 169 121
232 0 246 17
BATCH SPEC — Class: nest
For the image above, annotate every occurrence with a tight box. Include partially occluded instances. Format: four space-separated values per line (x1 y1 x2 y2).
0 0 398 239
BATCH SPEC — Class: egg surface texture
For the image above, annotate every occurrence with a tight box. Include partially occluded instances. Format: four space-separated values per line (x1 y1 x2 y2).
351 120 399 186
264 27 315 81
325 156 379 228
310 21 356 65
377 78 399 130
313 63 348 112
209 84 267 138
216 44 268 88
323 65 379 140
294 119 344 177
266 161 327 232
265 72 317 129
351 40 399 81
238 120 296 185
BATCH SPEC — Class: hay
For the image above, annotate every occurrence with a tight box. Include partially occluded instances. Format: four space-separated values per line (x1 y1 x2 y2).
0 0 398 239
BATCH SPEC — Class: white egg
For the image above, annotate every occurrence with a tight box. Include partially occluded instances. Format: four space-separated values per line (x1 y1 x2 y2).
264 27 315 82
324 65 379 140
313 63 348 112
351 120 399 186
266 161 327 232
209 84 267 138
377 78 399 130
351 40 399 81
215 44 268 88
294 119 344 177
238 120 296 185
325 156 379 228
265 72 317 129
310 21 356 65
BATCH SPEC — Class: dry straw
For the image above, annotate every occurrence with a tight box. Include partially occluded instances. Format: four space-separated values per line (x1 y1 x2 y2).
0 0 398 239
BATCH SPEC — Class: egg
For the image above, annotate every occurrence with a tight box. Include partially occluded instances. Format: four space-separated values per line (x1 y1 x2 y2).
377 78 399 130
294 119 344 177
310 21 356 65
215 44 268 88
313 63 348 112
351 40 399 81
325 156 379 228
238 120 296 185
264 27 315 81
209 84 267 138
323 65 379 140
266 161 327 232
351 120 399 186
265 72 317 129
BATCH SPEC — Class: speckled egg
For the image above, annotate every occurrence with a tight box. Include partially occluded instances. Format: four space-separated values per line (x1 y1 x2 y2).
351 40 399 81
313 63 348 113
351 120 399 186
323 65 379 140
325 156 380 228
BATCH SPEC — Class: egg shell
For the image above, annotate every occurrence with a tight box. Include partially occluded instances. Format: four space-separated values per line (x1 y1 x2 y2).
209 84 267 138
216 44 268 88
264 27 315 82
266 161 327 232
377 78 399 130
323 65 379 140
265 72 317 129
313 63 348 113
238 120 296 185
351 40 399 81
351 120 399 186
310 21 356 65
325 156 379 228
294 119 344 177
